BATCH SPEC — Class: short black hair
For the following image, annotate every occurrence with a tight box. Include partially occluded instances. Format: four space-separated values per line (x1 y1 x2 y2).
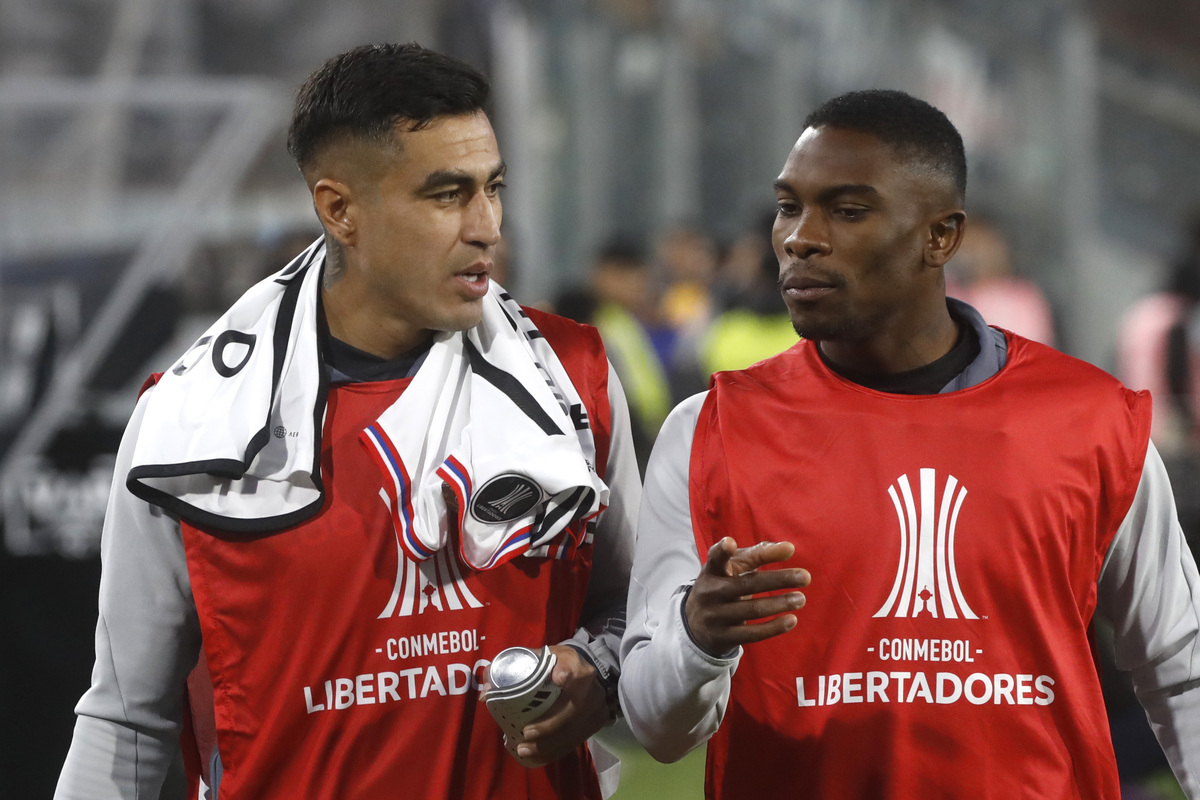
803 89 967 200
287 42 491 173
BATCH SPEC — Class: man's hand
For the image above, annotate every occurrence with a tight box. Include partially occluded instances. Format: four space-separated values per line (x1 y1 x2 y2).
505 645 611 767
685 537 811 657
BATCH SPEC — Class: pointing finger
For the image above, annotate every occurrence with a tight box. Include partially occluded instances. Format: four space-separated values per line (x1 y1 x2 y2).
726 541 797 575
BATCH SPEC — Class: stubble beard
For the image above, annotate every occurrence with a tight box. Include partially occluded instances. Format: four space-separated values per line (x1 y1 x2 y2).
790 312 861 343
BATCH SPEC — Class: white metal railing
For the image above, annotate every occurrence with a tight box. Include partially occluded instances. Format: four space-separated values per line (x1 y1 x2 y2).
0 77 289 502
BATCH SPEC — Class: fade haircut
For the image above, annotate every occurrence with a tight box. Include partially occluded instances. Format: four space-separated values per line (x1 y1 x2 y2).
803 89 967 201
287 42 491 175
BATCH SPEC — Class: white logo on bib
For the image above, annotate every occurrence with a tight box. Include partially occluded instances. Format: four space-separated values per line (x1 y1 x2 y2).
376 489 484 618
874 468 978 620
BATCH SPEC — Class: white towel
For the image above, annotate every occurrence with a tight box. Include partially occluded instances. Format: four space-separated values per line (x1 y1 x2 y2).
128 239 608 570
127 239 328 530
361 285 608 570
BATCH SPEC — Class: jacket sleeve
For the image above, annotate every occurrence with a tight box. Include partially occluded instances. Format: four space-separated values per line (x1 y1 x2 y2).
55 388 203 799
1097 440 1200 799
567 363 639 680
618 391 739 763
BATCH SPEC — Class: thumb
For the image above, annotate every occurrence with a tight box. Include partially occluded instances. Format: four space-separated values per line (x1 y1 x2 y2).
703 537 739 577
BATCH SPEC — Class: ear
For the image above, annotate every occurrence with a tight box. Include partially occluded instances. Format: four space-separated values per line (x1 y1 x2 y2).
925 210 966 268
312 178 357 248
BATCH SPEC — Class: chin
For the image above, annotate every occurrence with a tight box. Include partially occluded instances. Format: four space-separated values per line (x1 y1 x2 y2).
439 307 485 333
790 316 832 341
791 316 856 343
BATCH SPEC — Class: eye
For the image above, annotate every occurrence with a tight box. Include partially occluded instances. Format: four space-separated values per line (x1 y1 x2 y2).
776 199 799 216
486 180 507 197
833 206 868 221
432 188 461 203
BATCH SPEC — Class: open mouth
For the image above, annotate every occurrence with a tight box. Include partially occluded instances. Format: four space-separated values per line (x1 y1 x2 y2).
456 264 492 297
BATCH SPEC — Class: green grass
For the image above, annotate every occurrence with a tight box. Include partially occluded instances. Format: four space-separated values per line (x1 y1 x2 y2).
600 724 706 799
596 725 1187 799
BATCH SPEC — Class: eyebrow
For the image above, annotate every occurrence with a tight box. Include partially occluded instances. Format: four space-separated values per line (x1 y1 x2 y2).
419 161 507 193
773 181 881 201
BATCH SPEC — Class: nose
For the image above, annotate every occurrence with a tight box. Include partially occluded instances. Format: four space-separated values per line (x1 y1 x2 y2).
464 191 502 248
779 209 831 261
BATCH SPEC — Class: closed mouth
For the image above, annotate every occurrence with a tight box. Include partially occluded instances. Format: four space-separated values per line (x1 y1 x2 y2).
779 269 842 294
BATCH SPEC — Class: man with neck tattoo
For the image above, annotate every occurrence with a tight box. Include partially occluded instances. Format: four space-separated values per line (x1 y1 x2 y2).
619 90 1200 798
56 43 638 800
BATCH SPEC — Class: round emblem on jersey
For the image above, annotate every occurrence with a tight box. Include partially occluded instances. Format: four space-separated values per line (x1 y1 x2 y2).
470 474 544 524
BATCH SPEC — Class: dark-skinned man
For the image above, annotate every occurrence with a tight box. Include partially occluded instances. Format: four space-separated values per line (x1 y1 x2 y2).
620 89 1200 799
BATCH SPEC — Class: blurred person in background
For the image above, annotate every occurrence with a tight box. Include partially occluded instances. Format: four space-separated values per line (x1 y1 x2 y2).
946 214 1056 347
699 213 798 377
554 240 671 471
1118 211 1200 453
1117 210 1200 576
708 211 777 312
652 224 722 404
620 89 1200 799
55 42 640 800
655 223 720 337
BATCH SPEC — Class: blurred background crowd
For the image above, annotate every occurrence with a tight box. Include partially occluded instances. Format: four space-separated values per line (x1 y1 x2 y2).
1 0 1199 797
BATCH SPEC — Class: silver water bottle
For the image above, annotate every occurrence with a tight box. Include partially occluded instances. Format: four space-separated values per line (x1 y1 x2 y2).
483 646 561 740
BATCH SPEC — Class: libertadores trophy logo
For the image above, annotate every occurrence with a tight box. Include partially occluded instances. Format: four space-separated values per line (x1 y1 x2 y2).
376 489 484 618
470 474 543 524
874 468 978 619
